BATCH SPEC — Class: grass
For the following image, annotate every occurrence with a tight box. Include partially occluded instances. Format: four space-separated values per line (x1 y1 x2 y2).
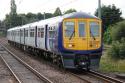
99 45 125 73
0 31 6 37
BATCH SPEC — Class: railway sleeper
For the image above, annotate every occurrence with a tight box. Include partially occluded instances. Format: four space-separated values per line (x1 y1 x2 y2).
8 41 65 69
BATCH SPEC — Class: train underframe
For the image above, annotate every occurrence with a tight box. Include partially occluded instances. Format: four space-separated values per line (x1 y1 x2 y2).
8 40 102 71
62 52 101 71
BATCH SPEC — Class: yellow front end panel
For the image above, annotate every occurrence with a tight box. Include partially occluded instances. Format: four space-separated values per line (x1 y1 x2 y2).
63 18 101 51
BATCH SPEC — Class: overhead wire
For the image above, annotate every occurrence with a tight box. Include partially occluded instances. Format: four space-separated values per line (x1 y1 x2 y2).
40 0 79 13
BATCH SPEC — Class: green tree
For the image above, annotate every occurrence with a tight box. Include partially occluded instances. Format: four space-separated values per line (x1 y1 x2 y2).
26 13 38 23
4 14 19 28
103 27 112 44
64 9 77 14
10 0 17 15
95 4 123 31
4 0 20 28
45 13 53 19
111 21 125 41
108 38 125 59
37 13 43 20
18 14 28 25
107 21 125 60
53 7 62 16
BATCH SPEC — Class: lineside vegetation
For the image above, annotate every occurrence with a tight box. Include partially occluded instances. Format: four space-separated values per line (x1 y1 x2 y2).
108 21 125 59
100 21 125 72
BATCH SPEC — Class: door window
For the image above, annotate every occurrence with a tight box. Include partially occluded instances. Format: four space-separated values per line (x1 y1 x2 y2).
30 29 34 37
78 22 85 37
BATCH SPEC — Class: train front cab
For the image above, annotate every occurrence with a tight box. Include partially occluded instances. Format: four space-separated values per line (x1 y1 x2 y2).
62 18 102 70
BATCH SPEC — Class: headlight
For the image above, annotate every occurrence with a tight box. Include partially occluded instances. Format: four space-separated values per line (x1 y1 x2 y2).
68 44 73 48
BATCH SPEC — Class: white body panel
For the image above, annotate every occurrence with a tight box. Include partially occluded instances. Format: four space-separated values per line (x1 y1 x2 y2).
37 26 45 50
15 29 20 43
7 14 65 51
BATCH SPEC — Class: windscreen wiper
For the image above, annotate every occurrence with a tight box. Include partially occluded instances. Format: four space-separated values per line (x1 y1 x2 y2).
90 30 96 40
69 30 75 40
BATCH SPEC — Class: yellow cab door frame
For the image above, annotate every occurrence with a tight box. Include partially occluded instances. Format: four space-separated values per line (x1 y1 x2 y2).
76 19 88 50
87 19 101 50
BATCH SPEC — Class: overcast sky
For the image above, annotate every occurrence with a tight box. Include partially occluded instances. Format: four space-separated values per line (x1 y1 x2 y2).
0 0 125 20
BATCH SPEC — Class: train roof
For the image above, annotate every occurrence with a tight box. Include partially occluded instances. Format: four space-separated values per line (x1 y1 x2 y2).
63 12 99 19
7 12 100 31
8 26 20 31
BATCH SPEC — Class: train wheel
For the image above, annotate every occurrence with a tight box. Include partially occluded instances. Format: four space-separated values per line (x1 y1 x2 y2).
52 54 57 64
86 66 90 71
57 56 63 68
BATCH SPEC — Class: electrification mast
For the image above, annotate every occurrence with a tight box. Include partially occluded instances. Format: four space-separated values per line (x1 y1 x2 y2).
98 0 101 19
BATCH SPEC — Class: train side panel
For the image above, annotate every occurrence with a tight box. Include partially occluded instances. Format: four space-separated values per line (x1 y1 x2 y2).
27 27 35 47
20 29 24 45
46 23 59 52
37 25 46 50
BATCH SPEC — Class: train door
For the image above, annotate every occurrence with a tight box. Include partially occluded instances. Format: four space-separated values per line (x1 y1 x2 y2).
37 26 45 49
76 19 88 50
35 26 37 47
47 25 57 51
24 29 28 45
13 31 15 41
29 27 35 47
20 29 21 44
21 29 24 44
37 27 41 48
45 25 48 50
24 28 25 45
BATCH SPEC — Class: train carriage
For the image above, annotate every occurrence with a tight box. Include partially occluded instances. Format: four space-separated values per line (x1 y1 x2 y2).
7 12 102 70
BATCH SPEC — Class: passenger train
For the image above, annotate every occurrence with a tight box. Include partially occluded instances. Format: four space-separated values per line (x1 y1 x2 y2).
7 12 102 70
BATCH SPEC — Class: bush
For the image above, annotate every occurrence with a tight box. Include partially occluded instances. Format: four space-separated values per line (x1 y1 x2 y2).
111 21 125 41
107 21 125 60
103 27 112 44
108 41 119 59
119 38 125 59
108 38 125 59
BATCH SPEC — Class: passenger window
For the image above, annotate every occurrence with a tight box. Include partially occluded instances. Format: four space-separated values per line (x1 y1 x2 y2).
30 29 34 37
49 27 55 38
15 31 17 36
20 30 23 37
38 28 41 37
64 22 75 37
18 31 20 36
38 28 44 38
25 30 28 37
78 22 85 37
13 31 15 36
49 31 55 38
90 22 99 37
41 28 44 38
11 32 12 36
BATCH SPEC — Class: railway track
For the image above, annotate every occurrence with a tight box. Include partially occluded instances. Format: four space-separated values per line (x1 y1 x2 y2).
89 70 124 83
0 38 95 83
0 38 124 83
68 71 96 83
0 43 53 83
69 70 124 83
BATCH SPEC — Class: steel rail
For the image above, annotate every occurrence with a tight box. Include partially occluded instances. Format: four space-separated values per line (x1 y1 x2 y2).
0 43 53 83
89 70 124 83
68 71 92 83
0 55 22 83
1 38 124 83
